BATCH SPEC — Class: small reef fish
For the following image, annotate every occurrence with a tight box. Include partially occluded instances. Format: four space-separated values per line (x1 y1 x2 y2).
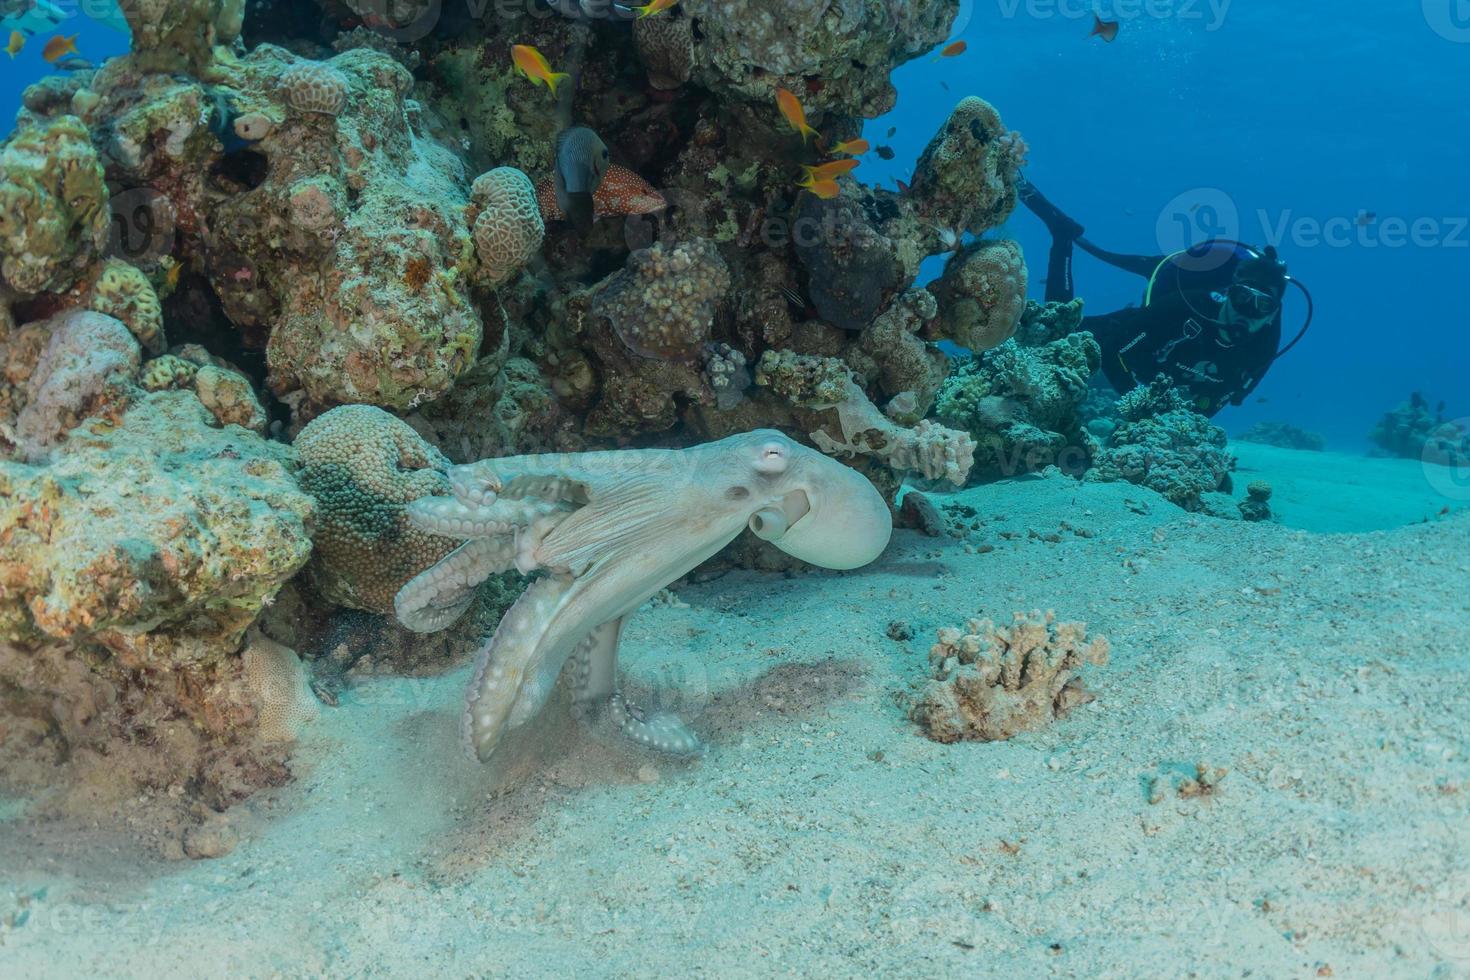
511 44 570 96
804 178 840 199
554 126 611 234
875 144 895 160
1355 210 1377 227
776 87 818 144
1090 14 1119 42
535 164 665 222
632 0 679 17
830 138 869 155
799 159 860 184
5 32 23 58
933 40 966 60
52 55 94 71
41 33 77 63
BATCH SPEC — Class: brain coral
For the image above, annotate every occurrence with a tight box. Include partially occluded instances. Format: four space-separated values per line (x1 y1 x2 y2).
593 238 731 361
0 115 109 296
282 61 350 117
471 167 545 287
294 405 458 614
930 239 1028 353
634 14 695 90
0 391 314 667
908 97 1021 236
82 259 166 354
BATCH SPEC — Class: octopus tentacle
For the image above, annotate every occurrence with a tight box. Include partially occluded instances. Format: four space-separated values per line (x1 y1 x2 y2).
407 496 570 539
565 616 703 756
462 573 575 762
394 536 518 633
607 691 703 756
446 460 502 507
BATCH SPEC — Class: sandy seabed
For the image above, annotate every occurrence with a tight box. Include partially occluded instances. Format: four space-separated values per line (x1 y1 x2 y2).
3 443 1468 978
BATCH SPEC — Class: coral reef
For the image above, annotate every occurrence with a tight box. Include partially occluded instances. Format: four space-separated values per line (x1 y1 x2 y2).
1369 392 1470 467
912 612 1110 743
1087 379 1235 512
0 388 313 665
1235 420 1327 452
0 0 1050 819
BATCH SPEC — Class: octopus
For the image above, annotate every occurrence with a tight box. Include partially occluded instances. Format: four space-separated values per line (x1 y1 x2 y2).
394 430 892 762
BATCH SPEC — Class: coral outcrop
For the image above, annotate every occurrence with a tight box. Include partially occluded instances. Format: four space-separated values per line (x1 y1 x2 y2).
1235 421 1327 452
0 115 110 297
0 389 313 665
913 612 1110 743
908 97 1022 238
1369 392 1470 468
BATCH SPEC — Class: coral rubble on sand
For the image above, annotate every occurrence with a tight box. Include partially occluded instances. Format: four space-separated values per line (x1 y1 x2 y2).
912 612 1110 743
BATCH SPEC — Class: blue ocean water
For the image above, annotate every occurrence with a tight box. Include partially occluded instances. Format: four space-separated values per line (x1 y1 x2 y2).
872 1 1470 448
4 2 1463 449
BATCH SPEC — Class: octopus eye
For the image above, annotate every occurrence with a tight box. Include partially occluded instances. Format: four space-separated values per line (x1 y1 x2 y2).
725 485 750 500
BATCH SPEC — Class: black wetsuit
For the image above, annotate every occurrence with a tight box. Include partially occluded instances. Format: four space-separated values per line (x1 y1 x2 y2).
1023 180 1283 418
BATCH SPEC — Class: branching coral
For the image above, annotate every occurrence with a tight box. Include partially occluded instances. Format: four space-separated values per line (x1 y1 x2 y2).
935 333 1101 481
913 612 1110 743
1087 378 1235 511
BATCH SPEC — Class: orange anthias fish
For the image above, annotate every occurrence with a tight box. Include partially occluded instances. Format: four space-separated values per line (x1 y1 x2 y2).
534 164 666 222
804 179 840 200
830 137 869 155
511 44 570 96
633 0 679 17
799 159 860 184
1090 15 1119 42
5 32 24 59
776 88 818 144
41 34 78 63
936 40 966 58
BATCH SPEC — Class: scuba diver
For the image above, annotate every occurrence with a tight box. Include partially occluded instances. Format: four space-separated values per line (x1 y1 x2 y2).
1018 176 1313 417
